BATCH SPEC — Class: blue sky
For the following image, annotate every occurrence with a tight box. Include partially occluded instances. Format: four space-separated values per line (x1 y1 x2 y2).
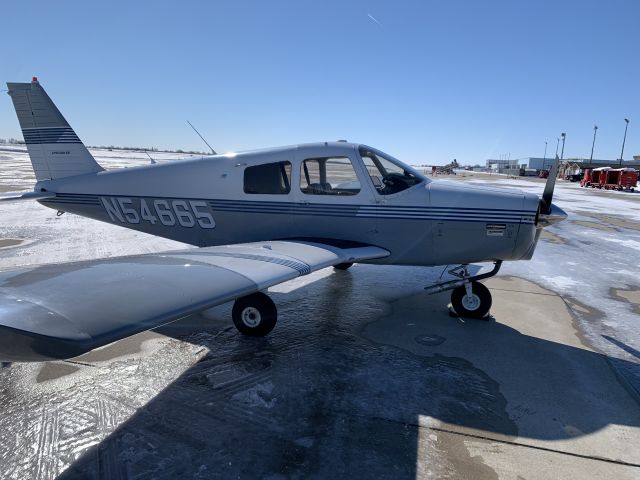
1 0 638 165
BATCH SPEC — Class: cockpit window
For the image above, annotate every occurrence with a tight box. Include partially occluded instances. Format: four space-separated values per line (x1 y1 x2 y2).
358 146 426 195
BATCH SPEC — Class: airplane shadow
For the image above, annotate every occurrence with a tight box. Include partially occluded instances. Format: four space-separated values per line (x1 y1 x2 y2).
57 265 640 479
603 334 640 361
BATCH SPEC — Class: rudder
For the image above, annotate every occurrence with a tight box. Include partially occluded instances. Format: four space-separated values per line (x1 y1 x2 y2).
6 78 103 181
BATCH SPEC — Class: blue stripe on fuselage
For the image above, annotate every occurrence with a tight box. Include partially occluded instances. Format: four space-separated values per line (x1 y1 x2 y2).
41 193 536 224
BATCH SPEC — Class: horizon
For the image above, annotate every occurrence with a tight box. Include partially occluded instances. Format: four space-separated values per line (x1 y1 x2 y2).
1 137 637 167
1 0 639 166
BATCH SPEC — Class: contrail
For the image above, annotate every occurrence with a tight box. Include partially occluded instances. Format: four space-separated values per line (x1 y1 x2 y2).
367 13 382 26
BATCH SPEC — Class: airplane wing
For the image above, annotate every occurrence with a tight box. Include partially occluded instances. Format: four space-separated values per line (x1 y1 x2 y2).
0 240 389 362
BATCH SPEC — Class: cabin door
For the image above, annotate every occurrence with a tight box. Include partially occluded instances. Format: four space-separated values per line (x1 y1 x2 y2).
292 148 377 244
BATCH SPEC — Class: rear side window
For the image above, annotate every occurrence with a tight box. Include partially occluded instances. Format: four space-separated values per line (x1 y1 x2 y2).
244 161 292 194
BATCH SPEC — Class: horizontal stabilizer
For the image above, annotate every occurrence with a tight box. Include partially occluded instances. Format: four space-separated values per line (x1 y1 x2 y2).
0 241 389 361
0 191 55 202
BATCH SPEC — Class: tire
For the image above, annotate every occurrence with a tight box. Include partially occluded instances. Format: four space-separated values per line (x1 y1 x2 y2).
451 282 492 319
232 292 277 336
334 262 353 271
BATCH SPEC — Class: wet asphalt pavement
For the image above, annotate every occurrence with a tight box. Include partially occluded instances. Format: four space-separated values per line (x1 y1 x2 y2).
2 265 639 479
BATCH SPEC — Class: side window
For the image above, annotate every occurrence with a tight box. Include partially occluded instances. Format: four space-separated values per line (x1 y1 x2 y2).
244 161 292 194
300 157 361 196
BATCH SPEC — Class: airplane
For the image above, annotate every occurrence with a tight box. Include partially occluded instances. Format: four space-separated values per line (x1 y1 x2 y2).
0 78 567 362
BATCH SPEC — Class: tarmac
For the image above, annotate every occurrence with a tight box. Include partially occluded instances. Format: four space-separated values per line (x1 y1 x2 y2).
1 265 639 479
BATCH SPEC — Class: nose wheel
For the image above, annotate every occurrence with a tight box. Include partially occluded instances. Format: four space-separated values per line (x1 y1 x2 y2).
450 282 492 319
232 292 277 336
424 261 501 319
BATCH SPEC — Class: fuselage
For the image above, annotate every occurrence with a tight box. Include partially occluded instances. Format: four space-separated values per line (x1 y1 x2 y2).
35 142 541 266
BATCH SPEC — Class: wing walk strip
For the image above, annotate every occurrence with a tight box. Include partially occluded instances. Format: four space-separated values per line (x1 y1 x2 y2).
42 194 535 224
178 251 312 275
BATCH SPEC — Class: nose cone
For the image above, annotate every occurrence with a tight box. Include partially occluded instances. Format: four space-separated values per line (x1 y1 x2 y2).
538 202 567 227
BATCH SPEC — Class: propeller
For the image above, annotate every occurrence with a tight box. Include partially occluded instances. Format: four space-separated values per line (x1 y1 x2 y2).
536 156 567 227
540 156 559 215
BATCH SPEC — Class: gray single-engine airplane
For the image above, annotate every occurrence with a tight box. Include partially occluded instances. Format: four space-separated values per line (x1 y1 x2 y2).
0 78 566 362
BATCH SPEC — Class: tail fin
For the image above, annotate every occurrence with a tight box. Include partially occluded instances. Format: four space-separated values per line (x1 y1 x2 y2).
6 78 103 181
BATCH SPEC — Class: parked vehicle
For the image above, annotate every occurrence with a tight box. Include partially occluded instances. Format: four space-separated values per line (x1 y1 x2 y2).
565 172 584 182
581 167 610 188
603 168 638 192
581 167 637 192
580 168 593 187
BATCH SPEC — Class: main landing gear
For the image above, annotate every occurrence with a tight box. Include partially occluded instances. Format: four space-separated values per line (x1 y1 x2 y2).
232 292 278 336
424 261 502 319
230 263 354 337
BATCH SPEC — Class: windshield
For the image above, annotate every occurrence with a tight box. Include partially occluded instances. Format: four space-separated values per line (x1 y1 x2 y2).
358 145 427 195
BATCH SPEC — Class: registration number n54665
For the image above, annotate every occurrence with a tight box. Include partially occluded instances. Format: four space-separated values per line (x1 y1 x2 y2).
100 197 216 229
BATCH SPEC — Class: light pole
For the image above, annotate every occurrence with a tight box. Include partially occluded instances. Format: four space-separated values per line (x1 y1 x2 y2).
560 132 566 160
555 137 560 157
543 141 548 169
619 118 630 166
589 125 598 165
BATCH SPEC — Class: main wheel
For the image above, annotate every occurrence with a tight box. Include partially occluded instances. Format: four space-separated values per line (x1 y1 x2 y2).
232 292 277 336
451 282 492 319
334 262 353 271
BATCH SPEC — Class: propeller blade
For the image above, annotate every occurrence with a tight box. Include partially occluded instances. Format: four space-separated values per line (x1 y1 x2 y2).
541 156 559 214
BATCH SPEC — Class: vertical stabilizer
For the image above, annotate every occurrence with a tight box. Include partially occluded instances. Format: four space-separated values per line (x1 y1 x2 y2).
6 78 103 181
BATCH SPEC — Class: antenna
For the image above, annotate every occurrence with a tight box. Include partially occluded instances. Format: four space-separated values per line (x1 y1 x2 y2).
187 120 217 155
144 151 157 164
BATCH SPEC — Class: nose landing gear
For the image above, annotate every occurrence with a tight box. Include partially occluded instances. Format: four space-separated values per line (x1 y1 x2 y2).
424 261 501 319
451 281 492 318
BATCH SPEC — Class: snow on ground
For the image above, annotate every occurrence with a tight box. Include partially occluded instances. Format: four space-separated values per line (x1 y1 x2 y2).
0 145 191 267
0 144 204 191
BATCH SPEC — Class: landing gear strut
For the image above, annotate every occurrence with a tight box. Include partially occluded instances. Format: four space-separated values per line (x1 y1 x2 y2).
424 261 502 319
232 292 277 336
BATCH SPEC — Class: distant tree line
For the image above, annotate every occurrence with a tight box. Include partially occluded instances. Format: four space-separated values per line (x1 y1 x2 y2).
0 137 205 155
92 145 206 154
0 137 25 145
